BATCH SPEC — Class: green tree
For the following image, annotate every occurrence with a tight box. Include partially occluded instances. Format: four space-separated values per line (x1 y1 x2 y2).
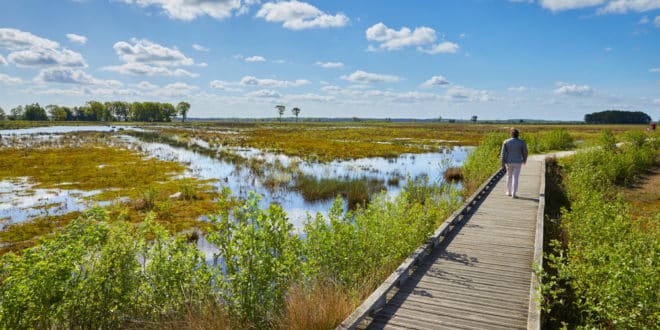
159 103 177 122
0 106 5 120
471 115 478 123
105 101 129 122
176 101 191 122
46 105 70 121
23 103 48 121
292 107 301 122
9 105 24 120
275 105 285 122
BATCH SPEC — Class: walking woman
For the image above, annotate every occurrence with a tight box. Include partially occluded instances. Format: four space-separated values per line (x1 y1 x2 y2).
501 128 528 198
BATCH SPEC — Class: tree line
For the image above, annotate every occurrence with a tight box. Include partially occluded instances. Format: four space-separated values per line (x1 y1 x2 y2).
584 110 652 124
0 101 191 122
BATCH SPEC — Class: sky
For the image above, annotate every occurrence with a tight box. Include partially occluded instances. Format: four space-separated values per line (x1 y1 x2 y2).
0 0 659 121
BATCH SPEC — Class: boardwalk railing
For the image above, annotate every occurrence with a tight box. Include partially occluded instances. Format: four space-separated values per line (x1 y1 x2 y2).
527 159 546 330
338 168 506 330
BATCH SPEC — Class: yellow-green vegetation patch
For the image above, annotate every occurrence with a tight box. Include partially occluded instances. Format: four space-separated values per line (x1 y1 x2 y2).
0 143 236 254
0 145 184 190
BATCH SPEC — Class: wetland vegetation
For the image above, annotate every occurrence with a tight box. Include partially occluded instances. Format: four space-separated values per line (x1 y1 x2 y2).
0 121 657 328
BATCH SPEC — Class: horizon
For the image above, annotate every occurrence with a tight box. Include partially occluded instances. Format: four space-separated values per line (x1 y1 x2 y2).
1 0 659 121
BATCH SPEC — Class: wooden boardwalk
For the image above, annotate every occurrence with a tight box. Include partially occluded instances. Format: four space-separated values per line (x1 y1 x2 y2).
341 160 545 330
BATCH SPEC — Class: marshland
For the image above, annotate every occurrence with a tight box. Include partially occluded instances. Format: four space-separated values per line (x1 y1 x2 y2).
1 118 657 328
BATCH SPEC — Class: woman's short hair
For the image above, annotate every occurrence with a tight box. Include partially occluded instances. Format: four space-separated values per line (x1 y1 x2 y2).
510 128 520 138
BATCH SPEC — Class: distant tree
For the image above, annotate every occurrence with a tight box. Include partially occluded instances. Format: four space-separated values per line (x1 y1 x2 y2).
159 103 177 122
275 105 285 122
471 115 478 123
9 105 24 120
177 101 191 122
291 107 301 122
0 106 5 120
46 104 70 121
85 101 108 121
23 103 48 121
437 116 442 122
584 110 651 124
106 101 129 122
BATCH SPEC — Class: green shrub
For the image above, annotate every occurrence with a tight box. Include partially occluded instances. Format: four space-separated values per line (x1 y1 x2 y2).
541 141 659 328
207 192 302 327
462 132 506 192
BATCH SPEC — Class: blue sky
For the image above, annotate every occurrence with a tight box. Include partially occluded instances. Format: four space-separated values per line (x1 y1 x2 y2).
0 0 659 120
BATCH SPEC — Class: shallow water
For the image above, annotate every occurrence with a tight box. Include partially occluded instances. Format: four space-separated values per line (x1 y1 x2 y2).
0 126 471 230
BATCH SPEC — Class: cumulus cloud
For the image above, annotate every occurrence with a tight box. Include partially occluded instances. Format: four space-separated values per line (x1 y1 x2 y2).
119 0 259 21
418 41 459 54
553 82 594 96
34 67 123 87
0 28 87 68
285 93 335 102
102 62 198 77
0 54 6 65
341 70 400 84
245 89 282 98
315 61 344 68
421 75 450 88
157 81 199 96
655 15 660 27
0 28 59 50
366 22 459 55
113 38 194 66
192 43 209 52
639 15 650 23
104 38 197 76
7 47 87 68
245 55 266 62
137 81 159 89
66 33 87 45
539 0 605 12
366 22 436 50
650 67 660 72
0 73 23 85
239 75 310 87
256 1 349 30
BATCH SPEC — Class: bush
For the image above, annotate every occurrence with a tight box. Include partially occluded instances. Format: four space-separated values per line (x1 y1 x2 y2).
541 141 659 328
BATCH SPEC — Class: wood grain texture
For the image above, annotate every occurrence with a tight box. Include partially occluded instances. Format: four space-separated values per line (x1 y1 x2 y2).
363 160 544 330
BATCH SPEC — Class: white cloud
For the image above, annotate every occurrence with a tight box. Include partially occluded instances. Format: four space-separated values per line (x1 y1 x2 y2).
137 81 158 89
113 38 194 66
119 0 259 21
197 62 208 67
210 79 243 92
256 1 349 30
101 63 198 77
366 22 459 55
598 0 660 14
0 28 59 50
66 33 87 45
638 15 650 23
240 75 310 87
192 43 209 52
553 82 594 96
655 15 660 27
650 67 660 72
535 0 660 13
315 61 343 68
7 47 87 68
285 93 335 102
508 86 529 92
157 81 199 96
604 47 613 52
418 41 459 54
444 86 493 102
421 75 450 88
34 67 123 87
245 55 266 62
366 22 436 50
0 73 22 85
538 0 605 11
341 70 400 84
0 54 6 65
245 89 282 98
